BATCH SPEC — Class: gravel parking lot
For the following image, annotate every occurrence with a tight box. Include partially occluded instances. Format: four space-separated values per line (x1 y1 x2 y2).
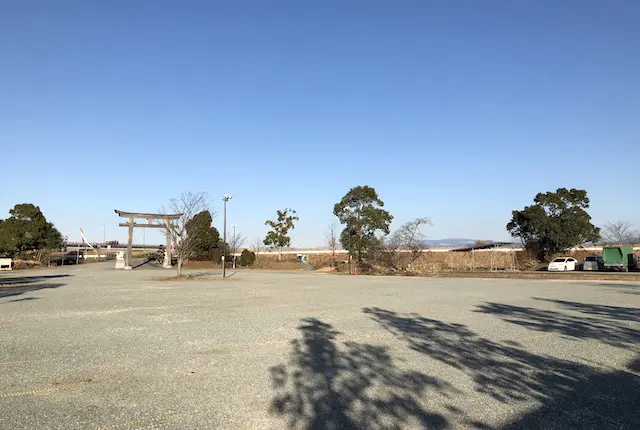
1 263 639 429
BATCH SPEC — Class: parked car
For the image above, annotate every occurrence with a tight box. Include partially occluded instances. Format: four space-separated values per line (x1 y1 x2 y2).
583 256 604 271
50 251 84 266
548 257 578 272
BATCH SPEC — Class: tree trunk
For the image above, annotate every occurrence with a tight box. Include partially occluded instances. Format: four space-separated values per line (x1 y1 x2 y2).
176 258 183 276
278 248 282 261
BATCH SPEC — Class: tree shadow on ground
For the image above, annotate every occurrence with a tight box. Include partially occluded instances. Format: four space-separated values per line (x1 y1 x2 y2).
0 274 72 286
501 363 640 429
619 290 640 296
591 282 640 289
269 318 451 429
0 283 66 299
536 297 640 322
7 296 40 303
474 299 639 349
132 259 153 269
364 307 588 403
364 307 640 429
0 275 70 299
585 282 640 296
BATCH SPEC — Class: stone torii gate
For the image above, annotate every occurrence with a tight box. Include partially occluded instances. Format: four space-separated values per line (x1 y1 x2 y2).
114 210 182 269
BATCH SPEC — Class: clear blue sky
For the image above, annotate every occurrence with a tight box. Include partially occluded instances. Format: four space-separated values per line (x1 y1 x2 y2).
1 1 639 247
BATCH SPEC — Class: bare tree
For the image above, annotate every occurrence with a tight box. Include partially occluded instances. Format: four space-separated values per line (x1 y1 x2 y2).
229 229 246 267
391 217 431 252
326 222 338 267
602 221 638 245
385 217 432 271
161 191 209 276
252 236 264 261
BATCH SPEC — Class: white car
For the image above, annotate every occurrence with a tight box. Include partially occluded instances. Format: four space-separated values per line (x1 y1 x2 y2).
548 257 578 272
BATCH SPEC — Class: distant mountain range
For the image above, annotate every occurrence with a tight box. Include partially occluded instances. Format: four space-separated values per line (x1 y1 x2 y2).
424 238 481 247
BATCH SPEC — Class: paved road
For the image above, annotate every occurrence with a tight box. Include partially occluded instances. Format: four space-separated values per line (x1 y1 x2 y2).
1 263 639 429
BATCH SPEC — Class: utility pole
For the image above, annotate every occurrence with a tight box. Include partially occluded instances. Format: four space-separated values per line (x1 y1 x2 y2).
222 194 233 278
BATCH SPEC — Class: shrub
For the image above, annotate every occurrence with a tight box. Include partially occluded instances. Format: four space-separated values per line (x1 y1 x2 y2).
238 249 256 266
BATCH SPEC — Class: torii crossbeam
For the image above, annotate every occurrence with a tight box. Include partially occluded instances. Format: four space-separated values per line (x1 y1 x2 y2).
114 210 182 269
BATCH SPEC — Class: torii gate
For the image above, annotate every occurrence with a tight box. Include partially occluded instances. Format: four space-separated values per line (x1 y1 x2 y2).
114 210 182 269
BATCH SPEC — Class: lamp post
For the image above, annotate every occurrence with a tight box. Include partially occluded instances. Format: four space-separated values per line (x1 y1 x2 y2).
222 194 233 278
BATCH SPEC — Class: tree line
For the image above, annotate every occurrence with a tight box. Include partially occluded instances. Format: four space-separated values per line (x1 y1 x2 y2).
1 187 637 275
258 185 637 273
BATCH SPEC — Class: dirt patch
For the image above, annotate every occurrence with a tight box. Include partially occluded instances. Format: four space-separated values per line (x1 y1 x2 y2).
314 266 337 273
182 261 219 269
154 273 239 282
251 261 311 271
7 260 42 270
252 249 640 272
183 259 312 271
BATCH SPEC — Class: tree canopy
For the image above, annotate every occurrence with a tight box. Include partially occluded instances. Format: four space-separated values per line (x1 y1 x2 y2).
238 249 256 266
264 208 298 259
333 185 393 262
506 188 600 260
0 203 63 256
184 210 221 259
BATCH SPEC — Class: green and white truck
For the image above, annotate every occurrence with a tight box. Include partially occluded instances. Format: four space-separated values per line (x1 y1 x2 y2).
602 246 638 272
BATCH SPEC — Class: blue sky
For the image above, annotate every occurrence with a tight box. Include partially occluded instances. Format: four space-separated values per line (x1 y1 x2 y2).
1 1 639 247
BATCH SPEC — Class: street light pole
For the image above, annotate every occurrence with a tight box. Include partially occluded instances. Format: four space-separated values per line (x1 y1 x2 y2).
222 194 233 278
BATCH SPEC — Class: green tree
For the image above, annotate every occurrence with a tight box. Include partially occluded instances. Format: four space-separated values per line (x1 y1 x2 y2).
264 208 299 260
0 203 63 256
333 186 393 265
185 210 221 259
506 188 600 261
238 249 256 266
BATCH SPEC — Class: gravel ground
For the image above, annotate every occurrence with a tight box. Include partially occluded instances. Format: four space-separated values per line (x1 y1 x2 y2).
1 263 639 429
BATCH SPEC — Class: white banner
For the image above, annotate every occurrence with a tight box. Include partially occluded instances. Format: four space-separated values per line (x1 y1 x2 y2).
79 227 95 249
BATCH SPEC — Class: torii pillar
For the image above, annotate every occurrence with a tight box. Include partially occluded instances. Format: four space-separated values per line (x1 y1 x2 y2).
114 210 182 269
163 228 172 269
